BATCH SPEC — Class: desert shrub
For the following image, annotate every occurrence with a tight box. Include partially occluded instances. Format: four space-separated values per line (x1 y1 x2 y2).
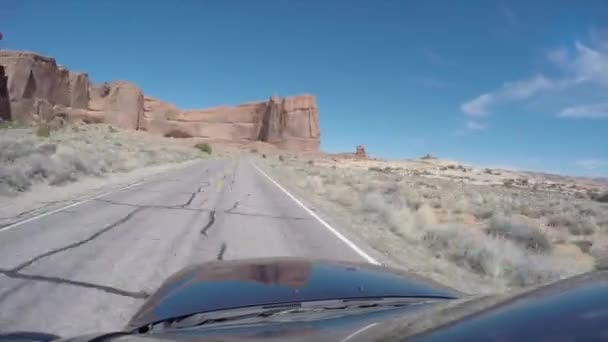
485 216 551 252
308 160 314 166
279 155 285 162
250 148 258 153
547 214 577 229
591 192 608 203
421 225 563 287
361 192 386 213
0 140 37 163
503 179 515 188
548 214 596 235
473 206 495 220
35 124 51 137
516 204 543 219
571 240 593 254
164 129 192 138
573 217 598 235
194 143 212 154
262 154 267 159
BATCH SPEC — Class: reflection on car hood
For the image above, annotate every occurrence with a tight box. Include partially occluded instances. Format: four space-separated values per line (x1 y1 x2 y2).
127 258 459 330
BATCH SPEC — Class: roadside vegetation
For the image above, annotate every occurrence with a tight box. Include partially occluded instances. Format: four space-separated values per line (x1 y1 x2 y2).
195 142 212 154
264 158 608 294
0 123 203 195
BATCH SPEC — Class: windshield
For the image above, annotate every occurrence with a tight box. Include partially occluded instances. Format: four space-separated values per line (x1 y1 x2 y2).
0 1 606 339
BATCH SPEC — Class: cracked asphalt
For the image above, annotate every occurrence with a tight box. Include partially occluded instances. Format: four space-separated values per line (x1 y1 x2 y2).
0 159 368 336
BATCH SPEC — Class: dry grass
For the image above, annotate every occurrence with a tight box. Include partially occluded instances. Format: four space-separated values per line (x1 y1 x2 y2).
263 157 608 293
0 124 203 195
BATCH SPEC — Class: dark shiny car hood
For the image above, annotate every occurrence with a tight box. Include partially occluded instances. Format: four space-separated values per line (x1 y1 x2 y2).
127 258 459 330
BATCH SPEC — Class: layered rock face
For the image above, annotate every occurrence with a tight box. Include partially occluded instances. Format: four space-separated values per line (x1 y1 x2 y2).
0 50 320 151
0 66 9 121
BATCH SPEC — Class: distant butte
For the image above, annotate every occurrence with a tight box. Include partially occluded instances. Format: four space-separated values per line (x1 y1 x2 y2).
0 50 320 151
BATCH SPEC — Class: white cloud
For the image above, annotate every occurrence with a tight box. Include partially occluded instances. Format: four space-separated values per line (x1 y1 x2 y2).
466 120 487 131
572 42 608 85
462 35 608 117
502 74 558 97
461 93 494 116
576 159 608 170
455 120 488 135
461 75 558 116
558 103 608 119
548 41 608 85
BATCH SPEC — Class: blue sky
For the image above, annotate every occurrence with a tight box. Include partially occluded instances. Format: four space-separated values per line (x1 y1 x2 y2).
1 1 607 176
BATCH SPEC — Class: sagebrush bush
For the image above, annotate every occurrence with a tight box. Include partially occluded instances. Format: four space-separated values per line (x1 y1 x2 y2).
485 216 552 252
591 192 608 203
421 225 565 287
194 143 212 154
35 124 51 137
164 129 192 138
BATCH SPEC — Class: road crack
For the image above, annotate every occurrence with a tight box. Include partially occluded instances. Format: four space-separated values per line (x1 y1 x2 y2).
0 268 149 300
93 199 211 212
10 207 144 272
226 201 239 213
200 210 216 236
217 243 227 260
181 192 197 208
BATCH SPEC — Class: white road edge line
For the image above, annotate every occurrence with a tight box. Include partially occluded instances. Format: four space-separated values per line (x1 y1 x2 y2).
252 162 381 265
340 322 379 342
0 180 149 233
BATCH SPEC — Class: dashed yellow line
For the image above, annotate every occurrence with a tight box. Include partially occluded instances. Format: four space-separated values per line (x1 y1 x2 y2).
217 179 223 191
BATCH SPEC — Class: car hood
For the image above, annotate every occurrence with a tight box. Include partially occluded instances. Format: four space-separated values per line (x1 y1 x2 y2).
127 258 459 330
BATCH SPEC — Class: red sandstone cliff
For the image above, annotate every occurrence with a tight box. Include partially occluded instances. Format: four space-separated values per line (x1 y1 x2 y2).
0 50 320 151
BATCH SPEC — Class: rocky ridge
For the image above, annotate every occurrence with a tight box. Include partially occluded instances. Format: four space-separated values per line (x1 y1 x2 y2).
0 50 320 151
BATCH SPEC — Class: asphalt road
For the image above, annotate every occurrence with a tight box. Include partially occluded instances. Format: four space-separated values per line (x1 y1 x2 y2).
0 159 375 337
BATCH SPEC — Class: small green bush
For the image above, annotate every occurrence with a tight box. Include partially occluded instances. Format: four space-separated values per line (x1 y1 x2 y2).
195 143 212 154
165 129 192 138
35 124 51 137
0 121 15 129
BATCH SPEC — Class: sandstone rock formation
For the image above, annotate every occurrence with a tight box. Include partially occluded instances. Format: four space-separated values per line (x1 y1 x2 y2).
0 66 9 121
0 50 320 151
355 145 366 158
